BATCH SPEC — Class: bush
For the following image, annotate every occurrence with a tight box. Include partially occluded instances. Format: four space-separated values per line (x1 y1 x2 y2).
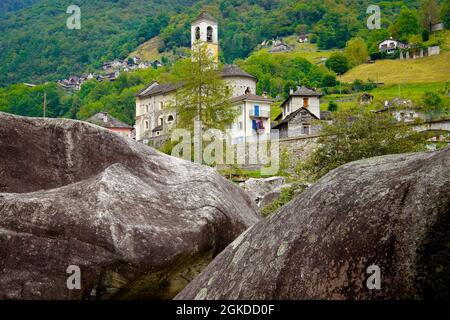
328 101 338 112
321 73 337 87
422 91 445 112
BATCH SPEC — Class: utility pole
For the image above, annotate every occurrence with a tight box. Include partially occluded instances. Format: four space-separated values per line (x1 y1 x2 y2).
43 92 47 118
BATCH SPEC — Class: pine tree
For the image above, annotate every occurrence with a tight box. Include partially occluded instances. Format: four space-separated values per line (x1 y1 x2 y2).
167 42 238 133
419 0 440 32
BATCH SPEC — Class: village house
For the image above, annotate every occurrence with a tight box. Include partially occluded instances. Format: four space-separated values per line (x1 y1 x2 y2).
431 22 445 32
135 12 272 145
359 92 374 104
86 112 134 138
297 35 309 43
273 86 326 138
378 38 409 54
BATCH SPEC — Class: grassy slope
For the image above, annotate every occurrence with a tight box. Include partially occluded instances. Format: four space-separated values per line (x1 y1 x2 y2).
341 51 450 84
321 81 449 111
128 36 162 61
269 36 337 65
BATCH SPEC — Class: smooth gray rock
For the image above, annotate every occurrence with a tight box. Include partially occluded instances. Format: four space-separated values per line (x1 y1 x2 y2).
176 148 450 300
0 112 260 300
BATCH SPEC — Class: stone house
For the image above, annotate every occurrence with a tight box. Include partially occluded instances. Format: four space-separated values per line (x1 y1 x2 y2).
273 86 327 138
86 112 133 138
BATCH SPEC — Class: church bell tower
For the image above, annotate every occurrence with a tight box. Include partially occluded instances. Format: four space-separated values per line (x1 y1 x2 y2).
191 11 219 64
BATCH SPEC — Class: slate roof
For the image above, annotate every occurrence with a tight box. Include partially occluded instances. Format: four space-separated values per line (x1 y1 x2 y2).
86 112 133 129
291 86 323 97
273 107 320 129
229 94 273 104
221 64 257 80
193 11 217 23
279 86 323 109
136 81 183 98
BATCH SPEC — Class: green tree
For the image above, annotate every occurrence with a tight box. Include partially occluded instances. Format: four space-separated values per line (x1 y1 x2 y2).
325 53 349 75
167 42 237 133
419 0 441 32
297 108 425 181
441 0 450 27
390 8 421 41
328 101 338 112
344 37 369 67
321 73 337 87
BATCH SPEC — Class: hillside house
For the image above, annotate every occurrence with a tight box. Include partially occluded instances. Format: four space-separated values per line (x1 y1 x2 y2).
431 22 445 32
378 38 409 54
86 112 133 138
298 35 309 43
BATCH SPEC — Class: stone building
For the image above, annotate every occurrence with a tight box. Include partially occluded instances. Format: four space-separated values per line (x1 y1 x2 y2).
273 86 327 138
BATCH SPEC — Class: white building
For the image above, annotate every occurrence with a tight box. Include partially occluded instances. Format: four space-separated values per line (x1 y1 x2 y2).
378 38 409 54
135 12 272 144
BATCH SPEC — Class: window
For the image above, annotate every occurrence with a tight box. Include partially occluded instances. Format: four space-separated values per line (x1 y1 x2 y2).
302 125 310 135
207 26 213 42
303 98 309 108
159 117 164 126
145 121 149 130
245 87 251 94
146 105 149 113
195 27 200 40
254 105 260 117
239 122 243 130
160 101 164 110
167 115 174 122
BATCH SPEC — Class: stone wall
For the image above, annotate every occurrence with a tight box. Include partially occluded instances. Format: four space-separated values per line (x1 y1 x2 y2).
279 135 319 172
215 135 319 173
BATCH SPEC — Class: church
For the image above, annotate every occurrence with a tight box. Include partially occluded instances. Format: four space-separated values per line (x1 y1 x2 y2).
135 12 272 145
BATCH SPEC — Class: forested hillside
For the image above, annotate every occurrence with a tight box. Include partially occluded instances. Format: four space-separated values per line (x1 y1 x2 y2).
0 0 39 15
0 0 424 87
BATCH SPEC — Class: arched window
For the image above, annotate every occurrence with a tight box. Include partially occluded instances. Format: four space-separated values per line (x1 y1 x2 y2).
207 26 213 43
245 87 251 95
195 27 200 40
167 115 174 122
